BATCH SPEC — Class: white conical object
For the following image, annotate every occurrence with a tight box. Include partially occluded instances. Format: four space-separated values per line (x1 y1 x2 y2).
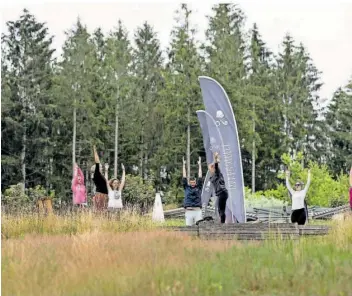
152 192 165 222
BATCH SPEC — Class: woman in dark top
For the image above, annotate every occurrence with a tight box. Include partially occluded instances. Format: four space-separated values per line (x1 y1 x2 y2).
208 152 228 223
92 145 108 211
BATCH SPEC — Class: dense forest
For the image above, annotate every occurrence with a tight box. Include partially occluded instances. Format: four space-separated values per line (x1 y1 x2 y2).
1 4 351 206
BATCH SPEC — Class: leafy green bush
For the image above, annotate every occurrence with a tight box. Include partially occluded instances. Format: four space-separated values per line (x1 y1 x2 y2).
2 184 53 212
163 171 184 206
262 184 290 201
123 174 155 213
245 187 288 208
28 185 47 201
262 152 350 207
2 183 30 209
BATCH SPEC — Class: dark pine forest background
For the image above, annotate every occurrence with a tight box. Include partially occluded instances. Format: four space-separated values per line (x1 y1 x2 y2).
1 4 351 208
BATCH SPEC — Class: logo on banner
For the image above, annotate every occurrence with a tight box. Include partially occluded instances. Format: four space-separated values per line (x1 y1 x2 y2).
209 137 219 152
215 110 228 126
205 181 211 192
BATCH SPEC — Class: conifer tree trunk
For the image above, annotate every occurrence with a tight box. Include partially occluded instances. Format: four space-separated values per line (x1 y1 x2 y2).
21 126 26 194
187 106 191 180
114 88 119 178
139 130 144 178
251 105 256 193
72 99 77 176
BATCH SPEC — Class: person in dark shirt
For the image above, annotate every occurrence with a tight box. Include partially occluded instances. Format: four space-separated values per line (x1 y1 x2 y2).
209 152 228 223
182 156 203 226
92 145 108 211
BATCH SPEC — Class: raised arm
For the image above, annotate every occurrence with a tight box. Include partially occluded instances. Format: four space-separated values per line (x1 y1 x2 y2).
119 163 126 192
104 163 110 190
304 169 311 193
214 152 221 176
72 163 78 188
285 170 294 195
72 164 78 179
198 156 202 178
182 157 188 189
93 145 100 164
182 157 187 179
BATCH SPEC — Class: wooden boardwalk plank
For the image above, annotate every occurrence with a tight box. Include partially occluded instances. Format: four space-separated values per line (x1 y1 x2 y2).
163 222 330 240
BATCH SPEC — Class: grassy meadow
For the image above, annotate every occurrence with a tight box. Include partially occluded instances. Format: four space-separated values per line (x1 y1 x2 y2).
2 211 352 296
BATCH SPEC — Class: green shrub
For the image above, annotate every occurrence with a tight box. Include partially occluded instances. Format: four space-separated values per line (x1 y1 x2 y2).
123 174 155 213
262 152 350 207
162 171 184 206
263 184 289 201
245 187 288 208
28 185 47 201
2 184 53 212
2 183 30 209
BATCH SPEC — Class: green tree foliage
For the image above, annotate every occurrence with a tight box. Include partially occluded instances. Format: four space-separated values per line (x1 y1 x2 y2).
161 4 204 176
130 22 164 179
276 36 323 162
246 23 276 190
1 9 56 193
1 6 351 208
52 19 99 200
104 20 132 174
204 4 249 142
2 184 30 210
264 152 350 207
122 174 155 213
326 80 352 174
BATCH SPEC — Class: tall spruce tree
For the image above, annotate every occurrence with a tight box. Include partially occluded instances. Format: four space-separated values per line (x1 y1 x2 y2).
1 9 55 193
53 19 102 200
276 35 322 165
247 23 274 191
204 4 252 184
104 20 132 177
131 22 164 179
326 79 352 174
163 4 204 179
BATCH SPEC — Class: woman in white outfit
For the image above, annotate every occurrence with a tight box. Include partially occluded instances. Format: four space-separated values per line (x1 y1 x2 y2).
104 163 126 212
285 169 311 225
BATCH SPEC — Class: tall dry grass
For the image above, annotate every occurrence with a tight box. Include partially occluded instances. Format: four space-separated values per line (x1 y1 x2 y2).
2 212 352 295
1 209 183 239
2 230 239 296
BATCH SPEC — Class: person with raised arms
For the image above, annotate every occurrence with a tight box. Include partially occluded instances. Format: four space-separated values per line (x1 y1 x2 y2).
92 145 109 211
71 163 87 208
105 162 126 213
208 152 228 224
182 156 203 226
286 169 311 225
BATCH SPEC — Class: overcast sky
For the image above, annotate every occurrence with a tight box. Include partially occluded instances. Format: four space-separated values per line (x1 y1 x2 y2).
1 0 352 101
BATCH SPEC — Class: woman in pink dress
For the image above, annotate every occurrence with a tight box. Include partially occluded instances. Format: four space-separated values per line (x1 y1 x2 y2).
72 164 87 207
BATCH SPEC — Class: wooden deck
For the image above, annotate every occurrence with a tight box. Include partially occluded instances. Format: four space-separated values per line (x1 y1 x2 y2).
164 223 331 241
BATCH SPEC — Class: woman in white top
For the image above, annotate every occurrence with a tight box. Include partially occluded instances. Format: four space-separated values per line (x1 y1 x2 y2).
104 163 126 211
285 169 311 225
